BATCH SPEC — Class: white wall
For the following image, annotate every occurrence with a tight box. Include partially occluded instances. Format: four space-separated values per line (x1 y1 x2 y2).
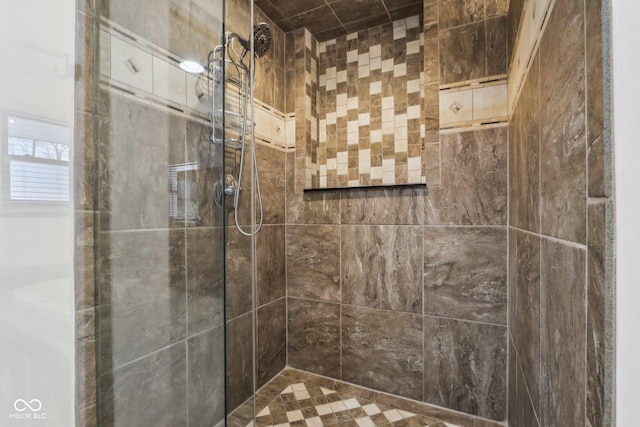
612 0 640 424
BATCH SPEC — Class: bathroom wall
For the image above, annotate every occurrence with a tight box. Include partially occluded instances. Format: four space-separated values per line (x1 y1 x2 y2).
283 1 509 420
507 0 613 426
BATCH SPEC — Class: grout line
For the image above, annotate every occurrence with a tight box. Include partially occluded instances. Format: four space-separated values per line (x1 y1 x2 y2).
509 225 588 251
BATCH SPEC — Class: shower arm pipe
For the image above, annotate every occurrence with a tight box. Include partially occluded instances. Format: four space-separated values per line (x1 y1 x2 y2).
228 35 264 237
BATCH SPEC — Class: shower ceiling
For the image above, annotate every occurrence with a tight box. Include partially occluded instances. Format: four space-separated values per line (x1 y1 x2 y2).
254 0 423 41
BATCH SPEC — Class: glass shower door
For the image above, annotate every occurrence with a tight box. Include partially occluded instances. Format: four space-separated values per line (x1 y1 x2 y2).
93 0 230 425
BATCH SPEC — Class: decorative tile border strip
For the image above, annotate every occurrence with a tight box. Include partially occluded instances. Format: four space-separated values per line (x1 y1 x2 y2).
439 79 508 130
99 17 289 150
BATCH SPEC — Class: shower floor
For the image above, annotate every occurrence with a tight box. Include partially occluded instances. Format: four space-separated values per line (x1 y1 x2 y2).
227 368 503 427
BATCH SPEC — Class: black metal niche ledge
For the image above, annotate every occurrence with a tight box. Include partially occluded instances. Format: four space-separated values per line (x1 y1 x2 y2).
303 183 428 193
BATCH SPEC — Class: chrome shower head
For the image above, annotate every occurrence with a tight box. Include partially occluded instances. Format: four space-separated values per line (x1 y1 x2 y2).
253 23 272 59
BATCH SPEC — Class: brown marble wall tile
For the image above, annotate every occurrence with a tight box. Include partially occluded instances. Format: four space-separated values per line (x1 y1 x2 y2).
76 308 97 410
286 153 341 224
507 338 517 426
288 298 341 378
515 357 541 426
486 16 507 76
186 227 224 335
587 201 612 427
514 230 541 415
285 32 296 114
75 111 95 211
438 0 484 29
97 95 185 231
76 211 96 310
99 342 187 426
486 0 509 18
509 55 540 233
507 0 525 63
342 225 422 313
255 57 275 107
423 226 507 324
257 145 286 224
586 0 608 198
425 127 507 225
287 225 341 302
257 225 286 306
424 317 506 420
75 11 94 114
257 298 287 388
342 305 423 400
341 187 424 224
539 0 587 245
226 312 254 412
540 239 586 426
226 227 253 319
97 230 186 371
188 325 225 427
508 228 517 335
439 22 486 85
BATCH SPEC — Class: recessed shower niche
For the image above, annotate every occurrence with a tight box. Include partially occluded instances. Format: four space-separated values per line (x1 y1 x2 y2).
290 16 429 190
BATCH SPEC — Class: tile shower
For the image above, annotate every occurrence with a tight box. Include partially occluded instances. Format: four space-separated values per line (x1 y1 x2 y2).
72 0 614 427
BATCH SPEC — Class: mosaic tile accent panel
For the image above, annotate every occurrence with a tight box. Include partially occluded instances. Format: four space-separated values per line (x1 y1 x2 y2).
228 369 501 427
316 15 426 188
294 28 320 191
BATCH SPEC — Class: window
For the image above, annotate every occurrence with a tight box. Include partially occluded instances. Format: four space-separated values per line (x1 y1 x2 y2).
6 115 70 202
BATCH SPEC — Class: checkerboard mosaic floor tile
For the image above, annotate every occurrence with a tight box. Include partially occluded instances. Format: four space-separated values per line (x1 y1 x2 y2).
228 369 503 427
247 382 461 427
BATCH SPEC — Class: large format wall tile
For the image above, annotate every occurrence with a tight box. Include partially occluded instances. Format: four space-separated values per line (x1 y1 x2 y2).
540 239 586 426
424 317 506 421
285 153 341 224
342 305 423 400
226 312 254 413
438 0 485 29
423 226 507 324
507 0 525 62
425 127 507 225
515 356 541 426
341 188 425 225
514 230 541 415
288 298 341 378
587 201 611 427
98 230 186 370
287 225 341 302
226 227 253 320
257 225 286 306
342 225 423 313
486 16 507 76
539 0 587 244
257 299 287 388
507 338 517 426
186 227 224 335
439 22 486 85
257 146 286 224
99 342 187 426
188 325 225 427
97 95 185 231
508 54 540 233
585 0 606 198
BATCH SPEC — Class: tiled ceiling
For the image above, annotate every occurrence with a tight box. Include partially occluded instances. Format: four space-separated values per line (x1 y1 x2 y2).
254 0 424 41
